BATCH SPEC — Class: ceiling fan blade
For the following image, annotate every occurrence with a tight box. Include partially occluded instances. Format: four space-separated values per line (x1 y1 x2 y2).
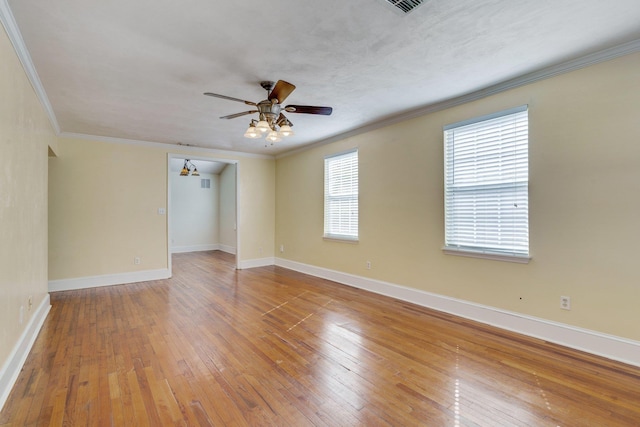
220 110 258 119
284 105 333 115
268 80 296 103
204 92 257 106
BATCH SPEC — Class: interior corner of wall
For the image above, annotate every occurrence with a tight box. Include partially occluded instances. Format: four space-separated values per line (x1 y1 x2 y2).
48 136 60 157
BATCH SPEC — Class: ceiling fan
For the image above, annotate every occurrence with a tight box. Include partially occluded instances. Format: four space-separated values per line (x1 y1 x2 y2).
204 80 332 144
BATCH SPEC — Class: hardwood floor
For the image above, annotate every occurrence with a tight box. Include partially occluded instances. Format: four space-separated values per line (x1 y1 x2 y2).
1 251 639 426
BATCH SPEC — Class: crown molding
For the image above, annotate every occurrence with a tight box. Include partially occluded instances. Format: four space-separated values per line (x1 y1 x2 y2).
59 132 275 160
0 0 60 134
277 38 640 159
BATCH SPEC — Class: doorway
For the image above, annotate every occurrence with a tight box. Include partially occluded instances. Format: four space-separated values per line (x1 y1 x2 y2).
167 154 238 274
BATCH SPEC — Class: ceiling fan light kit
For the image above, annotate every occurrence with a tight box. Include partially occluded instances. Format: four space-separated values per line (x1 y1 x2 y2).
279 123 294 137
243 121 261 139
255 117 271 133
266 131 282 144
204 80 332 146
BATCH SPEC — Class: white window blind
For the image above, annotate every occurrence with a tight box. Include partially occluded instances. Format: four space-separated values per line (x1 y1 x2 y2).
444 106 529 258
324 149 358 240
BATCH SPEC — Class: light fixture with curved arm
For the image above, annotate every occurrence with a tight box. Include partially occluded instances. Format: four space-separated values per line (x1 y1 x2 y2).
179 159 200 176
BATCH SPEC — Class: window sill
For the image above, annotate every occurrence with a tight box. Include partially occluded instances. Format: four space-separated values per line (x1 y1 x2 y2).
442 247 531 264
323 235 359 244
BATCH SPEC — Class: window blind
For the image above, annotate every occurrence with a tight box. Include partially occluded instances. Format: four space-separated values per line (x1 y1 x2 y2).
324 149 358 240
444 107 529 257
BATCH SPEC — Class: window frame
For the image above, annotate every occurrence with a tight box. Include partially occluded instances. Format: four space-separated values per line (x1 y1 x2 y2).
323 148 359 242
443 106 530 263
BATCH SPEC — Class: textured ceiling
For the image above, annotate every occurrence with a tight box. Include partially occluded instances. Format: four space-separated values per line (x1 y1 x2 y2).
6 0 640 155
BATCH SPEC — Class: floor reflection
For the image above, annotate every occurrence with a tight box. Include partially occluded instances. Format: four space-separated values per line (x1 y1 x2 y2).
314 316 366 411
455 345 461 427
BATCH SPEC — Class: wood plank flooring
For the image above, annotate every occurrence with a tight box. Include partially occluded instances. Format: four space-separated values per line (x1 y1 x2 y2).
1 251 639 426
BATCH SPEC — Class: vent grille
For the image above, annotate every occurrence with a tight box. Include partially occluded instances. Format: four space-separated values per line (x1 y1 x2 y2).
383 0 426 14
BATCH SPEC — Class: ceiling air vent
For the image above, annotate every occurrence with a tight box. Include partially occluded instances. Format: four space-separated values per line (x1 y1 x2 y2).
382 0 426 14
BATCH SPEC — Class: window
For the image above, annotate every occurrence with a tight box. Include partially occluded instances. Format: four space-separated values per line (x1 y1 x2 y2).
444 106 529 261
324 149 358 241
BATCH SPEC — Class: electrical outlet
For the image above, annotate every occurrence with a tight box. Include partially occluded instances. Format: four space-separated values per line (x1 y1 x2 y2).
28 295 33 311
560 296 571 310
134 257 141 265
280 244 284 253
366 261 371 270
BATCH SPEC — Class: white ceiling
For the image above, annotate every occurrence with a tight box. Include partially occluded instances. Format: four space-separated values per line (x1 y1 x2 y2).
6 0 640 156
170 158 227 175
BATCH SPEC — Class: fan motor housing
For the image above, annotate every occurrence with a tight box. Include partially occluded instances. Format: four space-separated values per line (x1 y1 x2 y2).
257 99 281 119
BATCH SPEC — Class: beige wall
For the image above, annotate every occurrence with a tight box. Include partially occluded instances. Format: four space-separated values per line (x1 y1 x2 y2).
49 140 167 277
0 25 56 367
237 157 276 260
219 164 237 250
49 139 275 280
276 52 640 342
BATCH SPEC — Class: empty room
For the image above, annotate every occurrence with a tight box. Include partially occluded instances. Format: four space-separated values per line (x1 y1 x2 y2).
1 0 639 425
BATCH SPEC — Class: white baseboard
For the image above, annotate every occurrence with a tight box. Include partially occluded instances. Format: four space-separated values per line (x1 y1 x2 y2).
171 244 237 255
219 244 236 255
275 258 640 368
237 257 275 270
0 294 51 411
171 244 220 254
48 268 171 292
